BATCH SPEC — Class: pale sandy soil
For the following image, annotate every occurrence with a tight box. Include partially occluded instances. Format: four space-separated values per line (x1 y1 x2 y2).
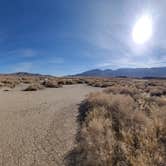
0 84 100 166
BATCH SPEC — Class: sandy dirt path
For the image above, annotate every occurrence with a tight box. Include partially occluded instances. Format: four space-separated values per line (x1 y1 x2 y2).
0 84 100 166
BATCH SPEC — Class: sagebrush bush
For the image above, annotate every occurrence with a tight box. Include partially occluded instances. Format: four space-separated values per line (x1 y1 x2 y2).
42 79 63 88
23 84 44 91
66 84 166 166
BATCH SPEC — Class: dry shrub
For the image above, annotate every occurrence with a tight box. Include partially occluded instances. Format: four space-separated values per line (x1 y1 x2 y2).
84 78 115 88
75 79 85 84
1 79 19 88
65 79 74 85
93 81 103 87
0 82 4 87
104 86 139 98
150 87 166 97
135 81 146 91
53 78 84 85
156 98 166 107
22 79 32 84
42 80 62 88
66 89 166 166
145 80 166 87
57 79 66 85
23 84 44 91
79 92 135 121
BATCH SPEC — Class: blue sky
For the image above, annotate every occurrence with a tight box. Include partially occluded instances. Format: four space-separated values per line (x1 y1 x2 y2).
0 0 166 75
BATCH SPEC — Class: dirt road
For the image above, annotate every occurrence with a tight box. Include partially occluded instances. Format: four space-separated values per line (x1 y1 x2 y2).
0 84 100 166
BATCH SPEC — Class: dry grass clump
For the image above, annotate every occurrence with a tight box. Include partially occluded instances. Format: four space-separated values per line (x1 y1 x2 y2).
0 77 20 88
0 75 165 95
65 79 75 85
66 82 166 166
145 80 166 87
78 92 134 123
56 78 85 85
23 84 44 91
75 78 85 84
104 86 140 98
135 81 146 90
0 82 4 87
90 81 115 88
153 97 166 107
21 77 34 84
149 87 166 97
42 79 62 88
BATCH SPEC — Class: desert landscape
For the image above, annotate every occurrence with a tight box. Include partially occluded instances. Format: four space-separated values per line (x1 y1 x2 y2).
1 1 166 165
0 75 100 166
0 75 165 166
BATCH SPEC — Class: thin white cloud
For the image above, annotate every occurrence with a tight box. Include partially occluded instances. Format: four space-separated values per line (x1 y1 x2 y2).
12 62 33 72
97 56 166 69
79 0 166 69
8 48 38 58
9 56 64 73
47 57 64 64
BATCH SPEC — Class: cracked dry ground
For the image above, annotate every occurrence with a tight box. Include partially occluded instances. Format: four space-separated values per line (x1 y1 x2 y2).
0 84 100 166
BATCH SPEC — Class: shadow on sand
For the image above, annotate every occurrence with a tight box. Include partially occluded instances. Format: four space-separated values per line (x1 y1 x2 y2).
64 100 90 166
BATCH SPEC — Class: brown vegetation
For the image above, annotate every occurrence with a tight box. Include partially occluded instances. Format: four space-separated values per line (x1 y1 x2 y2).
42 79 62 88
23 84 44 91
0 76 89 90
66 79 166 166
0 75 165 165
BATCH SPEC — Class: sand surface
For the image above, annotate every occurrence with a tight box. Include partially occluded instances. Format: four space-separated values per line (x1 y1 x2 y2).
0 84 100 166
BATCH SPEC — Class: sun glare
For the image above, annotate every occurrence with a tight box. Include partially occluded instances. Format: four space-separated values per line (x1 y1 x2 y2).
132 15 152 44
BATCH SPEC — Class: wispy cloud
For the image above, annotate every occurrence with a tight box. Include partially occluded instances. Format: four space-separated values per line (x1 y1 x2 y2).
9 56 64 73
97 55 166 69
11 62 33 72
8 48 38 58
78 0 166 69
47 57 64 64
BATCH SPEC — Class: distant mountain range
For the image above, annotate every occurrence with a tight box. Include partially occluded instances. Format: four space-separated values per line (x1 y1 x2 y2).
75 67 166 78
1 72 52 77
1 67 166 78
11 72 44 76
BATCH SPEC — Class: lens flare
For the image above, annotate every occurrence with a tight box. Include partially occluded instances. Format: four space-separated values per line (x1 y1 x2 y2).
132 15 152 44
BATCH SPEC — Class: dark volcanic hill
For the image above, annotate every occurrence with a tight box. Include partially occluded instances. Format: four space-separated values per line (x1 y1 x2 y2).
75 67 166 78
11 72 43 76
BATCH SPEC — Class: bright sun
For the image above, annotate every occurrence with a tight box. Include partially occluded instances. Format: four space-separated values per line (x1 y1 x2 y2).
132 15 153 44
